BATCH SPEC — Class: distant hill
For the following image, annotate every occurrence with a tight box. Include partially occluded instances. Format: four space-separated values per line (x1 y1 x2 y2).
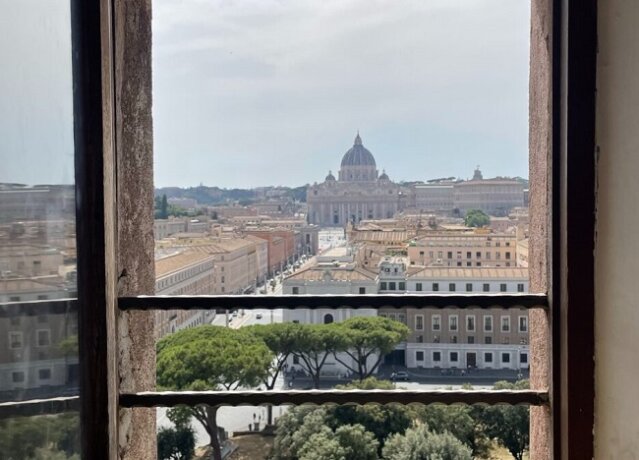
155 184 309 205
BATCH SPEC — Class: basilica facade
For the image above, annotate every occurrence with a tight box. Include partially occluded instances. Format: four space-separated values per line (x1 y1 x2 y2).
307 134 406 227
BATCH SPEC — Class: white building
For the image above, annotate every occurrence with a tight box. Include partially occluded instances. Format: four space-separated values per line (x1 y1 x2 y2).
282 248 378 376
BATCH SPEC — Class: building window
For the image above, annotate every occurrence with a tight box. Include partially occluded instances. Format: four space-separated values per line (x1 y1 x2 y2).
432 315 441 331
10 316 20 326
292 287 299 295
520 353 529 365
449 315 458 332
483 283 490 292
9 332 23 349
38 368 52 380
450 352 459 363
10 296 20 302
12 372 25 383
476 251 481 258
359 287 366 294
502 353 511 364
415 315 424 331
416 351 424 362
466 283 472 292
380 282 387 290
36 329 51 347
501 316 511 333
416 282 422 291
398 282 406 291
519 316 528 333
500 283 507 292
447 251 452 259
433 351 441 363
466 315 476 332
468 336 475 344
323 314 334 324
484 315 493 332
389 282 396 291
485 336 492 344
517 283 525 292
506 252 511 260
432 283 439 292
293 355 300 364
484 352 493 363
466 251 471 259
449 283 456 292
486 252 491 259
451 335 458 343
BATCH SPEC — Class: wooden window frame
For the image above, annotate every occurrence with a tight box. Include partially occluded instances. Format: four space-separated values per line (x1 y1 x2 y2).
0 0 595 459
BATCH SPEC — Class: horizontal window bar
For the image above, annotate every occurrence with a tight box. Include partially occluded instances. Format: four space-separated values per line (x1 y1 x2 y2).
0 298 78 317
0 396 80 419
118 294 547 311
120 389 548 408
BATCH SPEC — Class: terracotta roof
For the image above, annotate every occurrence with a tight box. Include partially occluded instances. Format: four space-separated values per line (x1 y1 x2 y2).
155 251 214 278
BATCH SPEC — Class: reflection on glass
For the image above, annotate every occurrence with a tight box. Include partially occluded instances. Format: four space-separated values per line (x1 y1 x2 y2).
0 1 77 403
0 412 80 459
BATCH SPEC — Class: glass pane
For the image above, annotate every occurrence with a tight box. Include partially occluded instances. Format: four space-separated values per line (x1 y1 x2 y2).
0 412 80 459
0 0 78 403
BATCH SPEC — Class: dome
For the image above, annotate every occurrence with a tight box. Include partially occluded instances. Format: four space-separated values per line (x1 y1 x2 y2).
379 169 389 180
340 133 376 168
325 170 336 181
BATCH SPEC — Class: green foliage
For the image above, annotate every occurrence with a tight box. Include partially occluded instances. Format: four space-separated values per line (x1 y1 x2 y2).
0 413 80 460
382 423 472 460
246 322 303 389
290 324 344 388
157 326 273 460
334 424 380 460
158 426 195 460
333 317 410 380
272 406 320 459
480 380 530 460
57 334 78 356
464 209 490 227
335 377 395 390
157 325 273 391
416 404 490 457
273 408 379 460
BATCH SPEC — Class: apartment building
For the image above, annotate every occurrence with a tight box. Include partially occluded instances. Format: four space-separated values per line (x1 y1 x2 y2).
244 228 296 276
380 267 529 370
154 250 217 337
407 231 518 268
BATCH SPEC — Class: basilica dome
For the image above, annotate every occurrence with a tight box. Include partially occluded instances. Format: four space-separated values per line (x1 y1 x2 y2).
340 133 376 168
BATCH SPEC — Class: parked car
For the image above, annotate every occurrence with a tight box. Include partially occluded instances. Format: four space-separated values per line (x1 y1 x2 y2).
391 371 409 381
256 313 263 319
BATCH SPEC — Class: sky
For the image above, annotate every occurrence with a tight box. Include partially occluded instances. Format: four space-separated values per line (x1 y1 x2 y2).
0 0 530 189
152 0 531 188
0 0 75 187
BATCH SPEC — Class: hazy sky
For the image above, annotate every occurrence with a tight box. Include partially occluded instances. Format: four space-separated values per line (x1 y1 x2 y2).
153 0 531 188
0 0 75 187
0 0 530 189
